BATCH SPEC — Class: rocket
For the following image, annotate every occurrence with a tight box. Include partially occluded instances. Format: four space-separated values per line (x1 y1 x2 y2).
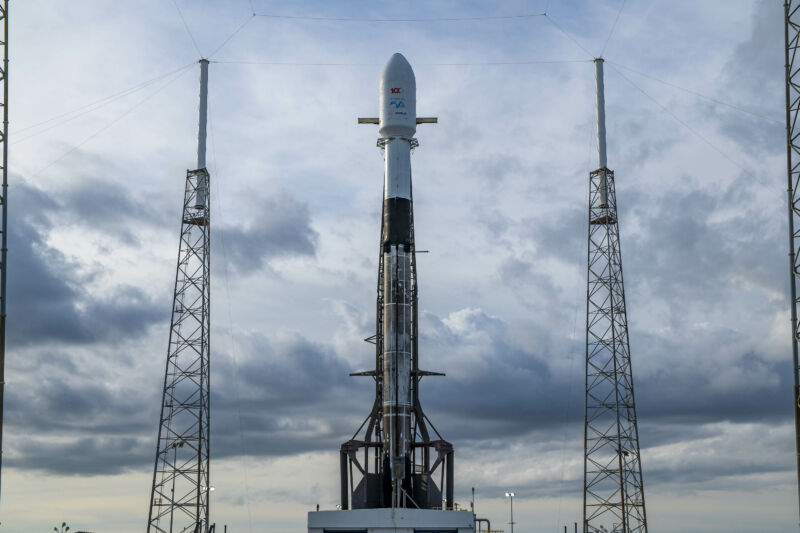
379 52 416 505
340 53 450 513
312 53 471 532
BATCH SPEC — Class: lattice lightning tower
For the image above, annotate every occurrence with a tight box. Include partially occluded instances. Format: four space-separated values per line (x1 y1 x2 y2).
784 1 800 523
147 59 213 533
583 58 648 533
0 0 8 505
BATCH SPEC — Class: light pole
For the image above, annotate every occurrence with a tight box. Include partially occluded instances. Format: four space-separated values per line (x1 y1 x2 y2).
471 486 475 514
504 492 515 533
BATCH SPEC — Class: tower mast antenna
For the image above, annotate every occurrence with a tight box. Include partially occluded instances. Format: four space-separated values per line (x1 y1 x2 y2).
582 58 648 533
147 58 213 533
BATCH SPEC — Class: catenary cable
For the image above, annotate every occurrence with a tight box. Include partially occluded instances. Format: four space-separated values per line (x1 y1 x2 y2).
172 0 204 57
27 64 194 180
211 8 548 60
608 60 782 125
608 63 782 204
252 12 546 22
606 62 752 175
211 58 591 66
599 0 627 57
555 78 594 532
208 108 255 533
14 62 196 143
545 13 594 59
208 13 256 59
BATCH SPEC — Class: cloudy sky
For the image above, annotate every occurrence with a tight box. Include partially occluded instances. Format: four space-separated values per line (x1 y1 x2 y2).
1 0 794 532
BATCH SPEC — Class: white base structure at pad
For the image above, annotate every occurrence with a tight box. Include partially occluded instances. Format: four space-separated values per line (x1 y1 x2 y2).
308 508 475 533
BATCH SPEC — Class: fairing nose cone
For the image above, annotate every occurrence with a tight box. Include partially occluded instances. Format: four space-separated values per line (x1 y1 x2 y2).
383 52 414 80
379 53 416 138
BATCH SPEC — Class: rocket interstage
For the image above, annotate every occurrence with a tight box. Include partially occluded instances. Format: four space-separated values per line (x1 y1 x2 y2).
335 53 453 513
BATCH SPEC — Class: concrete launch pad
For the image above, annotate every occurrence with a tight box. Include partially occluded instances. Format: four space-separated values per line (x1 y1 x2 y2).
308 508 475 533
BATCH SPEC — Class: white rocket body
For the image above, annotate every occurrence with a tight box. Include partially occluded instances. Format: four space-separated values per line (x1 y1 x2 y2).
379 53 416 499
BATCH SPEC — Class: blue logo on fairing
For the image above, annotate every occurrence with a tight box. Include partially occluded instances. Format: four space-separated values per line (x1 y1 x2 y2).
389 99 406 109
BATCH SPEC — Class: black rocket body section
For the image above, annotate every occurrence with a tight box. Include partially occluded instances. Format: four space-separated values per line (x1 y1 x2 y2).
382 197 412 246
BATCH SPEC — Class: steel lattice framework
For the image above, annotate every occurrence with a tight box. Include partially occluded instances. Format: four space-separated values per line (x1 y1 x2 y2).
147 168 211 533
784 1 800 522
0 0 9 503
583 167 647 533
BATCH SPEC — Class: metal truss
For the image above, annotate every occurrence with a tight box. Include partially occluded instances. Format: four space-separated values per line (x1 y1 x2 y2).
583 168 647 533
785 1 800 523
147 169 211 533
0 0 8 503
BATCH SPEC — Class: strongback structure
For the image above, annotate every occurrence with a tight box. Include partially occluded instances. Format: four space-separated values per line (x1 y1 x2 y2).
785 2 800 523
583 58 648 533
147 59 212 533
0 0 8 506
340 53 454 514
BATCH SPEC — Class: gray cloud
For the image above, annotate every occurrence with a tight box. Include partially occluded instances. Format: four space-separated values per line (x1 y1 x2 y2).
720 1 784 116
216 191 318 274
3 179 318 477
7 183 165 347
6 436 151 476
6 369 153 436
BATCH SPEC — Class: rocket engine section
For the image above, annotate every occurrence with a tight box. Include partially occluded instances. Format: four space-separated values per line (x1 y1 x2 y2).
340 53 454 512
